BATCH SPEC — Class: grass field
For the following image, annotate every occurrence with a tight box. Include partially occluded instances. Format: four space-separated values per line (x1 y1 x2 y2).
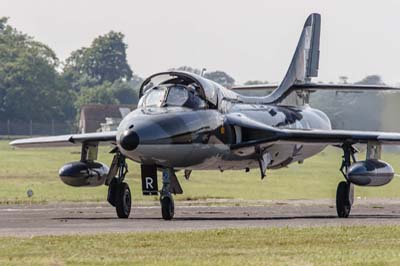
0 226 399 265
2 141 400 266
1 140 400 204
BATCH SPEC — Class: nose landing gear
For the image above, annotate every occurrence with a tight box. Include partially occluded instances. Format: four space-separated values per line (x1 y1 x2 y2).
160 168 175 220
106 154 181 220
161 195 175 220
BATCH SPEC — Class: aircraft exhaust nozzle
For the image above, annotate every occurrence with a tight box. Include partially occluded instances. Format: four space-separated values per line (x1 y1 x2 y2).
119 130 140 151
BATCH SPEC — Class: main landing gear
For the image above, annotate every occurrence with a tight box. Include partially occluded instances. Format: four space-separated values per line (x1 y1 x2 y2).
107 153 132 218
336 144 356 218
336 181 354 218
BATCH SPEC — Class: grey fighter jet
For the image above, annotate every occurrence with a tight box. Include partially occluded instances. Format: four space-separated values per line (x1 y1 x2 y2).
11 13 400 220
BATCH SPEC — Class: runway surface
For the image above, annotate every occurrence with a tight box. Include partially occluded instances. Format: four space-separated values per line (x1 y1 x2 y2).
1 199 400 236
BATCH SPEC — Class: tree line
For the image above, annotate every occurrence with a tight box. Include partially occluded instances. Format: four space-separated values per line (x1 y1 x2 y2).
0 18 239 122
0 17 145 122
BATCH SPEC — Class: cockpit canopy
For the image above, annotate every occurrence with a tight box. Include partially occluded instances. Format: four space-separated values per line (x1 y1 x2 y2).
139 71 293 111
138 84 207 109
139 71 224 108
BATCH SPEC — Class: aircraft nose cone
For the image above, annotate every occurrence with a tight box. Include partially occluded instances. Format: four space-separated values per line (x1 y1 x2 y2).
119 130 139 151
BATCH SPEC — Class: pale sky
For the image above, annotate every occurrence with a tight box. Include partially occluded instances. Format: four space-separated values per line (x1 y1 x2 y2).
3 0 400 85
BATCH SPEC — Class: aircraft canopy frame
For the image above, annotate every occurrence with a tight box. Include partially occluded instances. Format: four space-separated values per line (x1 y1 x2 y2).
139 71 222 107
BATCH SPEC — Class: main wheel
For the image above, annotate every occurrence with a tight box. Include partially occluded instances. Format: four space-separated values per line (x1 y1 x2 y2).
115 182 131 218
161 196 174 220
336 181 352 218
107 182 117 207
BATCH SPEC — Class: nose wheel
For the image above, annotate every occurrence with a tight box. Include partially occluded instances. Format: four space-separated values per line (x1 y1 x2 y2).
160 168 175 220
161 195 175 220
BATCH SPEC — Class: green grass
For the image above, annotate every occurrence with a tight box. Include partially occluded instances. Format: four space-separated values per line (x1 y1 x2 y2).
1 226 400 265
2 140 400 204
2 141 400 266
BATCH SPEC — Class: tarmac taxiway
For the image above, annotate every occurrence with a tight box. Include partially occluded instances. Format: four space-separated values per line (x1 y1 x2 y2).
1 199 400 236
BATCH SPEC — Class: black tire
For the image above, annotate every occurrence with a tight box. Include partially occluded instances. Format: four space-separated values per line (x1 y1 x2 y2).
336 181 351 218
107 182 117 207
115 182 131 218
161 196 174 220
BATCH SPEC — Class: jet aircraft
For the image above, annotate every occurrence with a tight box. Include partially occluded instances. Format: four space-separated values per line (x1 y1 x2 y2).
11 13 400 220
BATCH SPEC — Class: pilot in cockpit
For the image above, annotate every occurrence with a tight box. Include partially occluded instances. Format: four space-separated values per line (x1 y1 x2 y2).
139 84 208 109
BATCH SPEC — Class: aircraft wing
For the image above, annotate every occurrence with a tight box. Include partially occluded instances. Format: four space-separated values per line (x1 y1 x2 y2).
292 83 400 92
10 131 117 148
231 83 400 95
231 127 400 150
231 84 278 91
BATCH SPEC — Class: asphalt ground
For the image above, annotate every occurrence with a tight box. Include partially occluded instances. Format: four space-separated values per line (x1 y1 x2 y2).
1 199 400 236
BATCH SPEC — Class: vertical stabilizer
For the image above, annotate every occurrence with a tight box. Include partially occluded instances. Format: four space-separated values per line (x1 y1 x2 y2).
264 13 321 103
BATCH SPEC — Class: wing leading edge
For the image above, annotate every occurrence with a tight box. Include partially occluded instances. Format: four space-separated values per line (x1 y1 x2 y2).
10 131 117 148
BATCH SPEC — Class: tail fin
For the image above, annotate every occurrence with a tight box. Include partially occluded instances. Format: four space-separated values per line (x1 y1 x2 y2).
233 14 400 105
265 13 321 103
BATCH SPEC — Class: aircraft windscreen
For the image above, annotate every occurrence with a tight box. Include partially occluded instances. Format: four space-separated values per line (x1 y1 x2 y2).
166 86 189 106
140 85 207 109
144 87 166 107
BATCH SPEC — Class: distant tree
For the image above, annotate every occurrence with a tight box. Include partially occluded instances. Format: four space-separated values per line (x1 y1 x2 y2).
355 75 384 85
63 31 133 90
75 82 118 107
111 76 143 105
75 75 143 107
244 80 269 85
172 66 202 75
0 17 75 121
171 66 236 88
204 71 235 88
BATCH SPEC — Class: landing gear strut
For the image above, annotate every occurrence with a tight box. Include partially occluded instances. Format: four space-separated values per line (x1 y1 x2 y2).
107 152 131 218
160 168 175 220
336 144 356 218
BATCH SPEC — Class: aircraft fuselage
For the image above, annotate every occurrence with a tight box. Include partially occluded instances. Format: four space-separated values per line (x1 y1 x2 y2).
116 103 331 171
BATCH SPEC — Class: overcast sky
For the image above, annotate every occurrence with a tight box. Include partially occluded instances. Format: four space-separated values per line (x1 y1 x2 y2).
3 0 400 84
